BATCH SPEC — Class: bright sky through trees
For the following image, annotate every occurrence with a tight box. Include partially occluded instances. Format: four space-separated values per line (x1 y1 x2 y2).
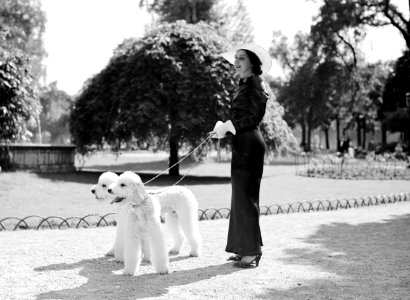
41 0 407 95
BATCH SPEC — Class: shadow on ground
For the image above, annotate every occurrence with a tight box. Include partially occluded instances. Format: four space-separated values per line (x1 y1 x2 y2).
35 171 231 186
34 257 240 299
259 214 410 299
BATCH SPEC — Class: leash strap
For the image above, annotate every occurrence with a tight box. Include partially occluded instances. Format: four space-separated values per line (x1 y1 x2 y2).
144 133 213 187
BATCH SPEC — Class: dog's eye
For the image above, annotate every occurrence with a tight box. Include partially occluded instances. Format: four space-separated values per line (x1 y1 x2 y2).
102 184 106 187
120 183 126 187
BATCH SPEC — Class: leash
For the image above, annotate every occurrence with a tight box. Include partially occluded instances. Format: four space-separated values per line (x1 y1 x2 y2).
144 133 214 193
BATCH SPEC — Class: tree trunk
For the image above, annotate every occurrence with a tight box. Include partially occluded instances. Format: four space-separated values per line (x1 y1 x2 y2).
336 117 341 152
362 117 367 149
301 118 307 150
382 121 387 144
169 136 180 176
306 107 313 151
356 115 362 148
324 128 330 149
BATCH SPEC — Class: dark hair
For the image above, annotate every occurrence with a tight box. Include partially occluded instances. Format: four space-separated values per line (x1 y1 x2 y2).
243 49 263 75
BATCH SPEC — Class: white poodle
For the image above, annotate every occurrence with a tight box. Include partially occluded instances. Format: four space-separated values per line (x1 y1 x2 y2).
91 172 129 261
91 171 202 260
155 186 202 257
108 171 169 275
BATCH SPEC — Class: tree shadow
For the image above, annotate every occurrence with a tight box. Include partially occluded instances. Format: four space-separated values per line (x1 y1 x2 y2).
34 256 240 299
81 157 196 173
259 214 410 299
34 170 231 186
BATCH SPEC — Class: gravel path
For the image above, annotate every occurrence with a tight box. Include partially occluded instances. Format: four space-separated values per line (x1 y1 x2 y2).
1 201 410 300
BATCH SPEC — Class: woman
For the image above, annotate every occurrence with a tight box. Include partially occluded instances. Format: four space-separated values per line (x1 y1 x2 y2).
212 43 272 268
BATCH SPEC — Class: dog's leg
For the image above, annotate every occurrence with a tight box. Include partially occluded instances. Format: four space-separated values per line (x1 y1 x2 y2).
148 223 169 275
113 207 127 262
141 234 151 263
164 211 184 255
123 214 141 276
178 210 202 257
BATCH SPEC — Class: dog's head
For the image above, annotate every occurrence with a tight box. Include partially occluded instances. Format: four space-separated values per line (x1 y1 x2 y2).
108 171 148 206
91 172 119 201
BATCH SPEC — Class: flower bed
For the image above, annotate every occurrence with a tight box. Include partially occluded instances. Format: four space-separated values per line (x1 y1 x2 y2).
296 153 410 180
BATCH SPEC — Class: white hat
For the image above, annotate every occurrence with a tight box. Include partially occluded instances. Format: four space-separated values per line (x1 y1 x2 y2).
220 43 272 74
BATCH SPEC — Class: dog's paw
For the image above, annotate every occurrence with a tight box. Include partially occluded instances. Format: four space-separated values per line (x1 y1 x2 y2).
122 269 135 276
157 268 169 275
189 250 201 257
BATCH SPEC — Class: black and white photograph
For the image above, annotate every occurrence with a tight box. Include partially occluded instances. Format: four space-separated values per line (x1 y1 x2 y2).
1 0 409 299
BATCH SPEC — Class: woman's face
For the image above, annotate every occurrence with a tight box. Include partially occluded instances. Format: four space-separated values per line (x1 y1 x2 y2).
234 50 252 79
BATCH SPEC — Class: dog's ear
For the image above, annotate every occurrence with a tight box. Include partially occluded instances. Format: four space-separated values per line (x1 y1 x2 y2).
134 181 148 201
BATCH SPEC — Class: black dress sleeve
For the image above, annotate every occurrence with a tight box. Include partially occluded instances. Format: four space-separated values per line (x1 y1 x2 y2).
230 75 269 131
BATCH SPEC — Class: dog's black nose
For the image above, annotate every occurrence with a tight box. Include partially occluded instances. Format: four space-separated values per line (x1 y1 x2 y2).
91 189 95 194
108 188 112 194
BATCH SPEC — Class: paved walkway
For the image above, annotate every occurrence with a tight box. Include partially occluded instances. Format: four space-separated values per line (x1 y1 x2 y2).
1 201 410 299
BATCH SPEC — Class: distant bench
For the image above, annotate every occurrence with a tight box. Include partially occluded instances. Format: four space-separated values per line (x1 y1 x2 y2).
0 144 76 172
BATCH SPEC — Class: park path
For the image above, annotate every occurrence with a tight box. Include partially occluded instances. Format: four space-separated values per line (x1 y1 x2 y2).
1 201 410 299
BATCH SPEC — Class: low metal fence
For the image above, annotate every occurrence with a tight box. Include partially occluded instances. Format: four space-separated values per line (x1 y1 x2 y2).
1 192 409 231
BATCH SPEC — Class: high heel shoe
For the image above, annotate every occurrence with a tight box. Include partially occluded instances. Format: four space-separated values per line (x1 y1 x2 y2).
227 255 242 261
233 254 262 268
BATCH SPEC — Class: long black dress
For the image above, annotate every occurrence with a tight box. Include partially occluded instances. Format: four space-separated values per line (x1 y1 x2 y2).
225 74 268 257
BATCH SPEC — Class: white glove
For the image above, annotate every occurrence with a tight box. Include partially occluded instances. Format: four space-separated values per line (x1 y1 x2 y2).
211 120 236 139
224 120 236 135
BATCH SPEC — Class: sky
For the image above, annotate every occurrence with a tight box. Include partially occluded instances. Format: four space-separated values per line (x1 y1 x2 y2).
41 0 408 96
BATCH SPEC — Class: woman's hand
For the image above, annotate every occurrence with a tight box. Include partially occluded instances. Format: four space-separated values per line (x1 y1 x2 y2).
211 120 236 139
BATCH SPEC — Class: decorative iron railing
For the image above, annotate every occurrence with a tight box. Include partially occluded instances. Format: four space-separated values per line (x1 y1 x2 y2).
1 192 408 231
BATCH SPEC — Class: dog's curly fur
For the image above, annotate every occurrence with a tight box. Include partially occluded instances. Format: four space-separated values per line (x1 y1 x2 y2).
91 171 202 262
108 171 169 275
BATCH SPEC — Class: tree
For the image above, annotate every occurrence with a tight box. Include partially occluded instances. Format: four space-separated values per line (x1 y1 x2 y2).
260 83 299 155
381 51 410 145
0 48 40 143
0 0 47 83
210 0 254 44
70 21 236 176
310 0 410 147
0 1 43 170
310 0 410 50
39 82 73 144
141 0 254 45
140 0 217 23
270 32 329 151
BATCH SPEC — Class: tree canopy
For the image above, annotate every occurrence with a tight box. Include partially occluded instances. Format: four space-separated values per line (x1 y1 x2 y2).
141 0 217 24
381 50 410 142
39 82 73 144
0 0 47 83
70 21 236 175
141 0 254 45
0 0 45 148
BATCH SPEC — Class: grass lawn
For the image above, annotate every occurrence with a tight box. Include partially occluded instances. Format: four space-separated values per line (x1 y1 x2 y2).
1 151 409 219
